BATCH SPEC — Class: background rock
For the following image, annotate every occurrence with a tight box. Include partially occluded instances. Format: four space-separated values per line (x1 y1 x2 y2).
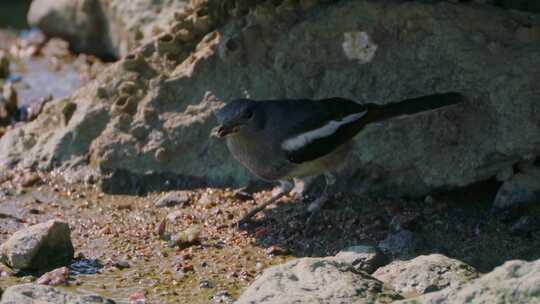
236 257 402 304
398 259 540 303
0 283 115 304
28 0 189 58
0 219 74 271
373 254 479 295
0 0 538 197
493 163 540 210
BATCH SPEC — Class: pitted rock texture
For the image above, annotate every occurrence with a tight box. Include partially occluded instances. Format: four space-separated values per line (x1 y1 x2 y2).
0 1 539 196
398 259 540 303
235 257 402 304
372 254 479 295
0 220 74 271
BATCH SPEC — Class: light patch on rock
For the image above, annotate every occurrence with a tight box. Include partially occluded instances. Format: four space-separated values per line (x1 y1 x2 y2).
342 31 378 63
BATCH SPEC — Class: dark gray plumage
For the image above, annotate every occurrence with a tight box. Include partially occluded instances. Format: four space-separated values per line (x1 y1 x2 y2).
212 93 463 224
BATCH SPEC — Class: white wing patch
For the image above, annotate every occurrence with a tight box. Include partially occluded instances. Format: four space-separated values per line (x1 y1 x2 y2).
281 111 367 152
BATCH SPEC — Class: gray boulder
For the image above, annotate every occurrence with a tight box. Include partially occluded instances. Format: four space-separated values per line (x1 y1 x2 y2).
372 254 479 296
398 259 540 303
0 284 115 304
0 220 74 271
28 0 189 58
236 257 402 304
1 0 539 196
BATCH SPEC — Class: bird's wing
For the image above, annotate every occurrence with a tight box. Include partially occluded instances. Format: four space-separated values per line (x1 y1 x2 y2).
277 98 369 164
277 92 462 164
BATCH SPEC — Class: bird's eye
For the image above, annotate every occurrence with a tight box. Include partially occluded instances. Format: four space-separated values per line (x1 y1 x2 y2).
243 109 253 119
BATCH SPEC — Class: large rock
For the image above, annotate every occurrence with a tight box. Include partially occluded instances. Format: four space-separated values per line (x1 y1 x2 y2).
1 1 539 196
0 220 74 271
398 259 540 303
0 283 115 304
236 257 402 304
28 0 189 58
373 254 479 295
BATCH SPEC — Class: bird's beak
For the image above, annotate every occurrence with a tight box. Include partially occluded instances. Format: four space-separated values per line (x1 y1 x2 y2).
211 124 239 138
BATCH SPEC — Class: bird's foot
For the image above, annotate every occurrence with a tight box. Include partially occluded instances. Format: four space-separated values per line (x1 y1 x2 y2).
302 210 321 237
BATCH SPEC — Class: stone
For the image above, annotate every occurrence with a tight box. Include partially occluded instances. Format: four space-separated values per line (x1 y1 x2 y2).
36 266 70 286
155 191 191 208
236 257 402 304
373 254 479 296
397 259 540 303
0 283 115 304
0 0 538 198
332 245 388 274
378 230 423 259
28 0 190 58
493 165 540 210
167 226 201 248
0 220 74 271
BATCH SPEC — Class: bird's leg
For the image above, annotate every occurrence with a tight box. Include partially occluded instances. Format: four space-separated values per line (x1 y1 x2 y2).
304 173 336 230
307 173 336 213
237 180 293 225
290 176 315 202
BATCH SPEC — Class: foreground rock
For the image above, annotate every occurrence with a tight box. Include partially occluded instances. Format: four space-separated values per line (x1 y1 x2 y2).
0 284 115 304
2 1 540 196
373 254 479 295
28 0 189 58
236 257 402 304
398 259 540 303
332 245 388 274
0 220 74 271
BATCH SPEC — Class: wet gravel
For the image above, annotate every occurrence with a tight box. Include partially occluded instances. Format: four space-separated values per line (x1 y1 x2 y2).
0 168 539 303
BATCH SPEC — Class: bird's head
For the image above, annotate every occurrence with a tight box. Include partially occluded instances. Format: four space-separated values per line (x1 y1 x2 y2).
211 99 264 138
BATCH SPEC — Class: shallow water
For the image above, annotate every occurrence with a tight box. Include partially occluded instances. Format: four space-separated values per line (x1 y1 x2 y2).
10 53 82 106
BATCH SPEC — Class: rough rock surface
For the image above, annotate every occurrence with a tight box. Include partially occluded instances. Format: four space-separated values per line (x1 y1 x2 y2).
1 0 539 196
332 245 388 274
236 257 402 304
28 0 189 58
0 283 115 304
398 259 540 303
0 220 74 271
373 254 479 295
493 163 540 210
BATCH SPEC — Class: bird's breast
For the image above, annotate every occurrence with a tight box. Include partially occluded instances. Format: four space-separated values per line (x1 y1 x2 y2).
226 135 290 181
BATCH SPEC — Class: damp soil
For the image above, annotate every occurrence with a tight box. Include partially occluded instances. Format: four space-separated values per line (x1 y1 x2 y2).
0 170 539 303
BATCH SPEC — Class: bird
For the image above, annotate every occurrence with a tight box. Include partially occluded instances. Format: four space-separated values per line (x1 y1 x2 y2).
211 92 463 225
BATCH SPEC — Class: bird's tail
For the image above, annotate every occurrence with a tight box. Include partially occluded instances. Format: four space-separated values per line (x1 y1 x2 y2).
366 92 464 123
